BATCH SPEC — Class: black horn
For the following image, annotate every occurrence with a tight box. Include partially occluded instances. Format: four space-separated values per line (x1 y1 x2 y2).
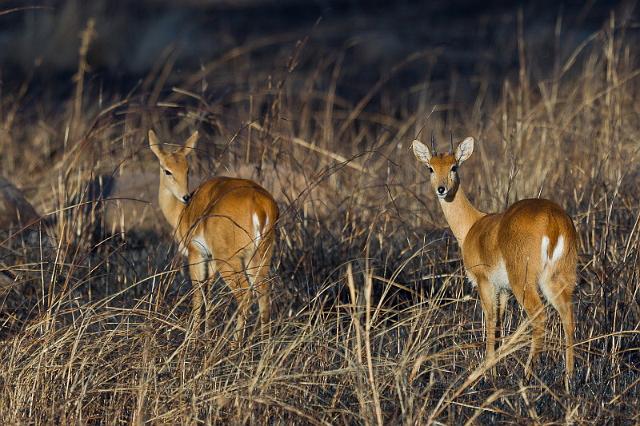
431 131 436 154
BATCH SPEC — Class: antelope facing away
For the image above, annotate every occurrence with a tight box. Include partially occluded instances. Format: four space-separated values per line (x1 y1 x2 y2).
412 136 577 385
149 130 279 341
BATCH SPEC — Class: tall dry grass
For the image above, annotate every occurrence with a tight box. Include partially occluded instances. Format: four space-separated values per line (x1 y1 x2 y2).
0 11 639 424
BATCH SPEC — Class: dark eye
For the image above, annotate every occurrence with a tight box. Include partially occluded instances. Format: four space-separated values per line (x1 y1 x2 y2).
164 169 172 176
451 165 458 173
427 167 434 173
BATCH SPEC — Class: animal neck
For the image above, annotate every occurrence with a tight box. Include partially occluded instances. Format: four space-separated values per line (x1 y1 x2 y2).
158 176 184 231
438 186 485 246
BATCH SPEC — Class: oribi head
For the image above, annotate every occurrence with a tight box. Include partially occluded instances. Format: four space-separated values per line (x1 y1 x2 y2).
148 130 199 204
411 136 474 201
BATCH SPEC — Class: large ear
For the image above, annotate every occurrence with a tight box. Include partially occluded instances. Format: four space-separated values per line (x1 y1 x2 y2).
412 140 432 164
455 137 474 164
148 130 165 159
179 131 199 156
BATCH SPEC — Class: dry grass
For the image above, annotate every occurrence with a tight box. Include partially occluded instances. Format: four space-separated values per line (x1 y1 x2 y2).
0 9 639 425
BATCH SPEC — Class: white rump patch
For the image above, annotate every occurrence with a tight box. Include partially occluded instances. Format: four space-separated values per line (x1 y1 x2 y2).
252 213 262 249
488 259 510 291
539 235 565 302
540 235 564 268
551 235 564 263
540 236 550 268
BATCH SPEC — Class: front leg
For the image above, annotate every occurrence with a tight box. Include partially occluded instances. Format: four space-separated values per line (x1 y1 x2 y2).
497 291 510 339
188 249 208 335
477 278 498 375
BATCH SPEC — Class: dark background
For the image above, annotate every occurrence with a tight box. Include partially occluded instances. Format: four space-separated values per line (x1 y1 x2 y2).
1 0 636 99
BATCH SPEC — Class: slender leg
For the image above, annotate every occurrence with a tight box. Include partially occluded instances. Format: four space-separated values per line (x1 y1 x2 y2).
188 249 208 334
501 250 547 379
256 277 271 337
204 260 217 337
558 291 575 390
508 266 546 379
247 240 274 338
545 274 576 390
477 279 497 374
497 291 510 338
218 258 252 347
524 300 546 378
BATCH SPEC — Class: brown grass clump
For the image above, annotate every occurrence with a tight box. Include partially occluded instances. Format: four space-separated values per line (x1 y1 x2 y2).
0 8 639 424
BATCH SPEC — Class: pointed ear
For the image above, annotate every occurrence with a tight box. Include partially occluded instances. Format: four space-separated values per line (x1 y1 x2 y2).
179 131 199 156
455 137 474 164
412 140 432 164
148 130 165 159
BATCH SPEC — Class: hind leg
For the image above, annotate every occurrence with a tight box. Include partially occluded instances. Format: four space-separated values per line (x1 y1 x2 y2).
247 240 274 338
556 290 575 390
522 294 547 378
218 258 253 346
507 261 546 378
543 272 576 389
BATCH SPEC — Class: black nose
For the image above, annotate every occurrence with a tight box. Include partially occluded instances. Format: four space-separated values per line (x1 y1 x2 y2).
437 186 446 195
182 194 191 203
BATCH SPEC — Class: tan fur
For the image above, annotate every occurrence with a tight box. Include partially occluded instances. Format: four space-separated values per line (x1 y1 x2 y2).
412 137 577 386
149 130 279 341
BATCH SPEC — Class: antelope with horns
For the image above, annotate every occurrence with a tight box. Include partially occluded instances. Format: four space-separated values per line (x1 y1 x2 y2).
412 136 577 385
149 130 279 341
